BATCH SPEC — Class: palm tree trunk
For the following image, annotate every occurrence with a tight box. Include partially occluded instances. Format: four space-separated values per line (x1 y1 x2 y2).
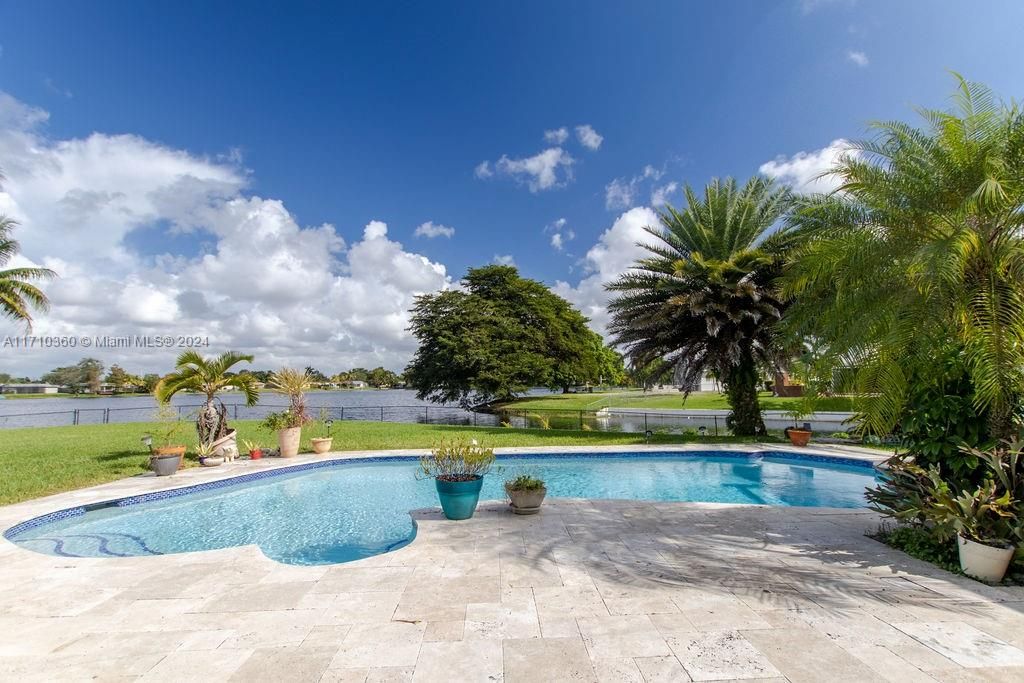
724 348 767 436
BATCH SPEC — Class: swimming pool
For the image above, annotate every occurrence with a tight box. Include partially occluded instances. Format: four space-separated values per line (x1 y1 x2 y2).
4 451 879 566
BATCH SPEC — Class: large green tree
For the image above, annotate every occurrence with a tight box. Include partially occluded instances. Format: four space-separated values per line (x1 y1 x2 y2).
607 177 795 435
42 358 104 393
782 76 1024 442
405 265 608 406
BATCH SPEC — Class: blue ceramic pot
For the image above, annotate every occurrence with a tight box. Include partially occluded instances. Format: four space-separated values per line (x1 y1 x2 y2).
435 476 484 520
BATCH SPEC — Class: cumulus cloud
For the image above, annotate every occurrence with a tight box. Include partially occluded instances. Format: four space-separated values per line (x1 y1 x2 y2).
575 124 603 150
650 182 678 206
414 221 455 239
493 254 516 266
758 139 856 194
492 147 575 192
0 91 451 376
846 50 869 67
605 165 664 210
473 161 493 179
543 127 569 144
544 218 575 252
554 207 660 334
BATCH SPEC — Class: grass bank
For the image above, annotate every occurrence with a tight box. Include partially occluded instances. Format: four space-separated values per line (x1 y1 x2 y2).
495 390 856 412
0 419 776 506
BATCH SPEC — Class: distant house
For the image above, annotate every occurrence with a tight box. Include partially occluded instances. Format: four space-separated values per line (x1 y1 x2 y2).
340 380 368 389
0 383 60 395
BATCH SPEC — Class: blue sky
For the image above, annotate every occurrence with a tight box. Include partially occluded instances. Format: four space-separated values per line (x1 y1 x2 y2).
1 0 1022 375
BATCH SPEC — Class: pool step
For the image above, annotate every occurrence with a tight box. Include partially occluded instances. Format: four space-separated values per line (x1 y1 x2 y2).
15 532 162 558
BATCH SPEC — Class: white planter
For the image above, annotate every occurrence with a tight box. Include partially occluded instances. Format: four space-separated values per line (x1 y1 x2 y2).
278 427 301 458
310 437 333 454
958 535 1014 583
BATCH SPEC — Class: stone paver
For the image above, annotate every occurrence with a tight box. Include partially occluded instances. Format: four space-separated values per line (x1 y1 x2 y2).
0 444 1022 680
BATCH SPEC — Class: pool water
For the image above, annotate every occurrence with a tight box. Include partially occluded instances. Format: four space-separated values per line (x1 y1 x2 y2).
6 452 878 566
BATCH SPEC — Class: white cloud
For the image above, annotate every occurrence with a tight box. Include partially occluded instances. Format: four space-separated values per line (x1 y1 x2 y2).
492 147 575 192
43 77 73 99
575 124 603 151
650 182 678 207
605 164 665 210
846 50 869 67
554 206 660 334
493 254 516 266
0 91 451 376
543 127 569 144
543 217 574 252
474 161 493 179
758 138 856 194
414 221 455 239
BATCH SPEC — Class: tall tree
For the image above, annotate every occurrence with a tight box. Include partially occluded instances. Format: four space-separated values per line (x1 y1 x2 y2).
406 265 603 406
0 190 55 330
155 351 261 445
607 177 795 435
782 75 1024 442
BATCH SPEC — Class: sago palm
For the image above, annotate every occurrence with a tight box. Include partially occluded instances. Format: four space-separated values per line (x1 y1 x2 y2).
783 75 1024 441
155 350 261 445
0 214 56 331
607 177 795 435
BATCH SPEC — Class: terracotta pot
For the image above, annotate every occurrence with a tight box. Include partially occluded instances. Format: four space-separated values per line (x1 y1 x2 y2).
249 449 263 460
787 429 812 447
311 437 333 454
278 427 301 458
153 445 186 468
958 535 1014 583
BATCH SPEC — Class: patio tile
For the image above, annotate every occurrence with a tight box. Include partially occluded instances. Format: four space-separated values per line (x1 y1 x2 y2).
198 581 316 612
330 621 426 669
140 647 254 681
634 655 692 682
503 637 597 683
893 621 1024 668
319 591 402 624
412 640 502 682
577 615 672 658
591 657 644 682
465 599 541 639
423 619 465 642
668 630 782 682
740 628 884 682
228 645 336 681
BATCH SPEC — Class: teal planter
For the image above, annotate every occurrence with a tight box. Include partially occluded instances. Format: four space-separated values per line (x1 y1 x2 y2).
435 476 484 520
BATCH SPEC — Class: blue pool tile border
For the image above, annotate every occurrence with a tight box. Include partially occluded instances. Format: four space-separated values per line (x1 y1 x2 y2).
4 448 878 541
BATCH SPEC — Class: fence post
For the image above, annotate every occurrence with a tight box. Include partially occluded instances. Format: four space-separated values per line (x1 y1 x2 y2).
579 410 584 430
424 407 429 424
103 408 110 424
73 409 79 426
644 412 648 433
340 407 345 421
473 411 477 427
714 415 719 436
381 406 385 422
234 404 238 419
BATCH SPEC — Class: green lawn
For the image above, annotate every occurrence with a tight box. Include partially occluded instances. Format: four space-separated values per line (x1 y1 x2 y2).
0 419 776 506
496 390 856 412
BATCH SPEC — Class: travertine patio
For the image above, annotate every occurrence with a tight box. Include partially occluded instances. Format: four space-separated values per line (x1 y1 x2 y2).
1 445 1023 682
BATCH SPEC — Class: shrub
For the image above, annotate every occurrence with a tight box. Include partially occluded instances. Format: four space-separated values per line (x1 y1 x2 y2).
419 440 495 482
505 474 545 492
261 409 308 431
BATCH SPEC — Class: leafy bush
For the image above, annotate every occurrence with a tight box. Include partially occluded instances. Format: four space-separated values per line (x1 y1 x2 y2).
419 440 495 482
505 474 545 492
260 409 308 431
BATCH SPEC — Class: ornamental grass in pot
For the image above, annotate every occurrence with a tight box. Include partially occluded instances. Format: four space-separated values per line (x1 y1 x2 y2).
264 368 314 457
144 403 186 475
505 474 547 515
419 440 495 520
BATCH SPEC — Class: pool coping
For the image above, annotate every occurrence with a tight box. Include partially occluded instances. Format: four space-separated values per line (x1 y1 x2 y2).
1 443 888 549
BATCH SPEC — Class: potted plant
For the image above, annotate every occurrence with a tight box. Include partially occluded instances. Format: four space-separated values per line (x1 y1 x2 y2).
265 368 313 457
143 402 186 475
243 439 264 460
154 351 260 458
419 440 495 520
310 409 334 454
505 474 547 515
196 441 223 467
926 443 1023 583
783 398 815 447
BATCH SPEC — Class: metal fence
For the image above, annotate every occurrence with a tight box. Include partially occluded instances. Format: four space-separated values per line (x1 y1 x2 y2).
0 402 852 437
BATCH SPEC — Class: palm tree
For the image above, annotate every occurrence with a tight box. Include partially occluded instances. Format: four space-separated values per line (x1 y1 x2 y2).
782 75 1024 442
606 177 795 435
0 210 56 331
155 351 261 445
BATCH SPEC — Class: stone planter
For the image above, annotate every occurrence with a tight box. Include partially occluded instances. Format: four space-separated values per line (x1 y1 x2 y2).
311 437 333 454
153 445 186 468
150 453 180 476
199 456 224 467
278 427 301 458
506 486 547 515
211 429 238 461
958 535 1014 583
